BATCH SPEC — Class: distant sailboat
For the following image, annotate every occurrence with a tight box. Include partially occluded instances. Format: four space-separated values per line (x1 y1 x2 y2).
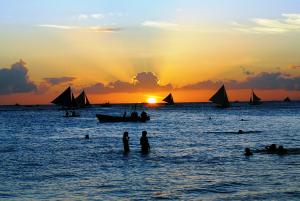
284 97 291 102
51 86 77 109
163 93 174 105
75 90 91 108
209 85 230 108
249 90 262 105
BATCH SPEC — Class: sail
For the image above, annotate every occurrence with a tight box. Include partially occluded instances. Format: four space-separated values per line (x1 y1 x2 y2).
75 90 91 107
71 93 78 108
284 97 291 102
249 90 261 105
51 87 73 107
163 93 174 105
86 96 91 106
209 85 230 108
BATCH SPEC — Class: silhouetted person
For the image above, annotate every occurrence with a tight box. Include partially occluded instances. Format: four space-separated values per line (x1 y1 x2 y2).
244 148 253 156
140 131 150 154
140 111 148 122
238 130 244 134
131 111 138 121
266 144 277 153
66 111 69 117
123 132 130 152
277 145 287 155
85 134 89 139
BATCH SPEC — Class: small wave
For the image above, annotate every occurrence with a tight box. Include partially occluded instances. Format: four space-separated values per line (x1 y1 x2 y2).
205 131 262 134
52 172 76 178
0 147 16 153
0 193 17 198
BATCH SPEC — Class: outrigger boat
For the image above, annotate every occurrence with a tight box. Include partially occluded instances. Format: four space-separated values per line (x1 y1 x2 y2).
96 111 150 123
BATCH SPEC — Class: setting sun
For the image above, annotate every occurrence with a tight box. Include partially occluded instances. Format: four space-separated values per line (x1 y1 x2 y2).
147 97 157 104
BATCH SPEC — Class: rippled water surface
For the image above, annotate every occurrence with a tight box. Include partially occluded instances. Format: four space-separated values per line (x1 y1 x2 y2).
1 102 300 200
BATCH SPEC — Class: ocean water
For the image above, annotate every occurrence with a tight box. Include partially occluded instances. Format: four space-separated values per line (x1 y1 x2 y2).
0 102 300 200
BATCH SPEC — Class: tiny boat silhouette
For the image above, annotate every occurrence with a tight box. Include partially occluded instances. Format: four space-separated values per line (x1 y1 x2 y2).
209 85 230 108
284 97 291 102
100 102 111 107
162 93 174 105
249 90 262 105
96 111 150 123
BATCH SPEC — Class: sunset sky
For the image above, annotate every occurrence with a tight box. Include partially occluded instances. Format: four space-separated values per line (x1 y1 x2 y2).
0 0 300 104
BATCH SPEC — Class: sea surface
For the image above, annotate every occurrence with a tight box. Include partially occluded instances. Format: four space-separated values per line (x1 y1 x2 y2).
0 102 300 200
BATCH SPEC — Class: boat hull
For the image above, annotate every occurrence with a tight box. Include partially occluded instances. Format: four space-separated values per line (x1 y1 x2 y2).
96 114 150 123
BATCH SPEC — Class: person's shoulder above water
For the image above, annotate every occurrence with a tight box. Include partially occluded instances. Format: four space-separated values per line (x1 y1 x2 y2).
244 148 253 156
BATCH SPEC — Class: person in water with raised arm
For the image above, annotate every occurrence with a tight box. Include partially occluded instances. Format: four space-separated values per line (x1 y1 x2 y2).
140 131 150 154
123 132 130 153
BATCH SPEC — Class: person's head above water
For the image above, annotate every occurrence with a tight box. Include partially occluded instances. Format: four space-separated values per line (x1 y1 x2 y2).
238 130 243 134
270 144 277 150
142 130 147 137
244 148 253 156
85 134 89 139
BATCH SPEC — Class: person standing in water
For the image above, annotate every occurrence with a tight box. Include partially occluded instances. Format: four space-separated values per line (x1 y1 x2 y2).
140 131 150 154
123 132 130 153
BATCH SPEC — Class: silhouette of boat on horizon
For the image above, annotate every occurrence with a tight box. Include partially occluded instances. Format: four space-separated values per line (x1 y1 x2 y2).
100 102 111 107
51 86 91 110
209 85 230 108
249 90 262 105
162 93 175 105
284 97 291 102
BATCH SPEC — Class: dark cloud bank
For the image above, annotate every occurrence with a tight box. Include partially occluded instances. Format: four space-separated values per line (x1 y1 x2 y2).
0 60 37 95
0 60 299 95
84 72 172 93
44 77 76 85
182 72 300 91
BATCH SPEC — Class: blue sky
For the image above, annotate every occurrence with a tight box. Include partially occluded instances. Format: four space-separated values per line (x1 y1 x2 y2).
1 0 300 26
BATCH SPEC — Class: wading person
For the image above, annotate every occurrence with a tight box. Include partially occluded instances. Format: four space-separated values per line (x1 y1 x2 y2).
140 131 150 154
123 132 130 153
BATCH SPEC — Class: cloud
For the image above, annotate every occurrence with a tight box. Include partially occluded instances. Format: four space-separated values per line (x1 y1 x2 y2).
142 20 178 29
91 13 104 20
89 26 122 32
181 72 300 91
291 65 300 69
84 72 172 94
0 60 37 95
240 66 254 75
78 13 104 20
232 13 300 34
44 77 76 85
37 24 78 30
78 14 89 20
37 24 121 32
77 12 125 21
